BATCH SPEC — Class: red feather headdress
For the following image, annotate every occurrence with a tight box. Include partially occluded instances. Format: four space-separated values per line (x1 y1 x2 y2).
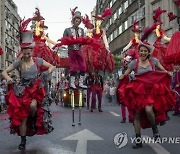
93 8 112 20
20 17 32 32
153 7 166 21
82 14 94 29
141 21 163 41
70 6 78 17
132 20 141 32
32 8 45 21
167 12 177 22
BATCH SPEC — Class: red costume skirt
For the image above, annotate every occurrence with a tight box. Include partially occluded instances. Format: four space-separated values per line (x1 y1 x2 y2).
117 71 175 128
6 79 48 136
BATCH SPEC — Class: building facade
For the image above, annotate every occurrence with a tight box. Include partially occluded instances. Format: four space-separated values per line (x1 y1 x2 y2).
0 0 20 73
145 0 179 38
96 0 179 54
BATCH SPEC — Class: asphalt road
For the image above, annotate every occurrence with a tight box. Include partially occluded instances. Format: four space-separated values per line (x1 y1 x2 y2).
0 95 180 154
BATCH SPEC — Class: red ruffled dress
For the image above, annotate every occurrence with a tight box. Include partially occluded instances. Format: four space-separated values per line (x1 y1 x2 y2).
117 58 175 128
164 31 180 64
6 58 53 136
82 29 114 73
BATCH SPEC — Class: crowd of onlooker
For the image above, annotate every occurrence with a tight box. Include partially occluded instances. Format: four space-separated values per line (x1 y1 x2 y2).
104 77 117 105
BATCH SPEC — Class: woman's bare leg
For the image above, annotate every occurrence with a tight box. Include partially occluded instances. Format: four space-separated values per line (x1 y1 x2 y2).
30 99 37 117
145 105 160 138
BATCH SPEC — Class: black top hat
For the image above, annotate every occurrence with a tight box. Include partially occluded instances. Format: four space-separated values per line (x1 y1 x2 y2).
20 31 35 49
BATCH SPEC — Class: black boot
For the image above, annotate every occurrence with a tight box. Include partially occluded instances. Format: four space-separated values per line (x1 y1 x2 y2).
98 108 103 112
152 124 160 140
132 134 143 149
121 118 126 123
18 136 26 150
31 116 37 133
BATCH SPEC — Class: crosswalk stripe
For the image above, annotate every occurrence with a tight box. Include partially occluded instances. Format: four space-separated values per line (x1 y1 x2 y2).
109 111 120 117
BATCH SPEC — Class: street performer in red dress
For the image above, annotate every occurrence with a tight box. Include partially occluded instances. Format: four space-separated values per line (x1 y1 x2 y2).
2 28 55 150
118 41 175 148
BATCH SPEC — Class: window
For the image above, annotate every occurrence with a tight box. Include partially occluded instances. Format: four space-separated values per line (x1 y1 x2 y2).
142 7 145 17
114 12 117 20
110 0 113 8
5 61 9 67
124 0 129 10
124 20 128 30
119 7 122 15
106 22 109 29
110 33 113 42
119 25 122 34
128 0 132 5
114 29 117 38
5 20 8 26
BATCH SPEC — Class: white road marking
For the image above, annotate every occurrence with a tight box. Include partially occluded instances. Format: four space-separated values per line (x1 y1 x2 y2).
143 135 170 154
63 129 103 154
109 111 120 117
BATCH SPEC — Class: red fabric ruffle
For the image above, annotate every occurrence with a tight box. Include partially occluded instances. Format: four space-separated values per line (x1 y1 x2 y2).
53 36 103 51
164 32 180 64
117 71 175 128
33 36 61 67
6 79 46 136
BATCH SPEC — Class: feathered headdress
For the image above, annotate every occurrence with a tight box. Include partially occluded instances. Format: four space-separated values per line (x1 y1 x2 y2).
132 20 141 32
167 12 177 22
93 8 112 20
82 14 94 29
70 6 82 21
20 17 32 32
141 21 163 41
32 8 45 21
19 18 35 49
153 7 166 22
70 6 78 17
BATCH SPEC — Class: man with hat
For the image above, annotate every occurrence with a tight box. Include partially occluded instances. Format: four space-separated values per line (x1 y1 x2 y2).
63 8 87 89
